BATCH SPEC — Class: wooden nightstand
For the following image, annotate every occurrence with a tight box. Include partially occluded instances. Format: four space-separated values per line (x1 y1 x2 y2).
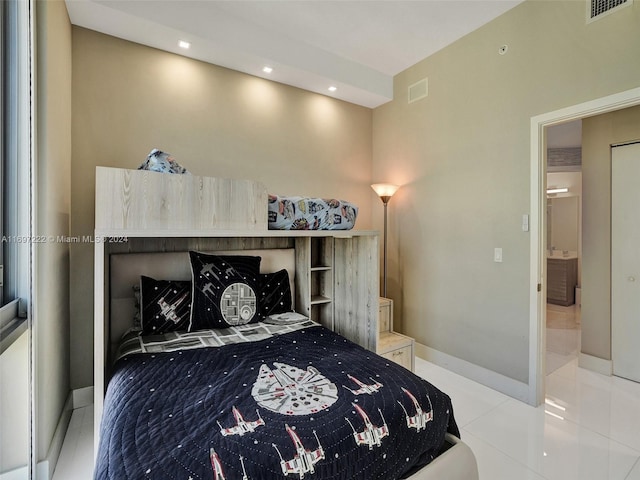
376 297 415 371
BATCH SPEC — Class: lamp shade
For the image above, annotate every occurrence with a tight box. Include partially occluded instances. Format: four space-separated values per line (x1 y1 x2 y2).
371 183 400 198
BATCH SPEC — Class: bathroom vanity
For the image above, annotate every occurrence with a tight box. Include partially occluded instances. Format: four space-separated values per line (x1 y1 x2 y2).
547 252 578 306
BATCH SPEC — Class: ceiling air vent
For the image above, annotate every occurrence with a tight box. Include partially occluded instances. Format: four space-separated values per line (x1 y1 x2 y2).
587 0 632 22
408 78 428 104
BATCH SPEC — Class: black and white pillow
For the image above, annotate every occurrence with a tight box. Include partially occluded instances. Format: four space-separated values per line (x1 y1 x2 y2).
132 284 142 331
140 276 192 334
258 269 292 320
188 252 262 331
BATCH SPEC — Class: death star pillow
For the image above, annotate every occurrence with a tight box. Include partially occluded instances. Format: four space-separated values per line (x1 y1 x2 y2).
188 252 262 331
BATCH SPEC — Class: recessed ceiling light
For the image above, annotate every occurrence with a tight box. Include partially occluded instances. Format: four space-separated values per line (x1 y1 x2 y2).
178 40 190 49
262 66 273 74
328 86 337 92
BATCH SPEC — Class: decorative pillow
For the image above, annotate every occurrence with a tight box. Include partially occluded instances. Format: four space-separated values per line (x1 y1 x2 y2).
140 276 192 334
132 284 142 331
267 194 358 230
189 252 262 330
138 148 190 174
258 269 293 320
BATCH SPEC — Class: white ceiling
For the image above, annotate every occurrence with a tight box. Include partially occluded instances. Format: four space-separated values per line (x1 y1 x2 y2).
65 0 524 108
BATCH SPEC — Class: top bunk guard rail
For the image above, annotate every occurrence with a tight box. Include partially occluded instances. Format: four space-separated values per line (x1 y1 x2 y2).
95 167 269 235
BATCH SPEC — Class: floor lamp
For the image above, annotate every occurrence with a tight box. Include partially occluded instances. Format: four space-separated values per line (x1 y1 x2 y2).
371 183 400 298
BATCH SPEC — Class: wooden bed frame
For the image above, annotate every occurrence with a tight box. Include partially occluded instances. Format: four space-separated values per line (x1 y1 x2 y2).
93 167 478 480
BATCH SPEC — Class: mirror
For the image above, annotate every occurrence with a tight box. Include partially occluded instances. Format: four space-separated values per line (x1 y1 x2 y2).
547 196 579 254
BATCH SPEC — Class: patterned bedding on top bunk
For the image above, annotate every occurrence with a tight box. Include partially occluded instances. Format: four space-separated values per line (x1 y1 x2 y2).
95 322 459 480
268 194 358 230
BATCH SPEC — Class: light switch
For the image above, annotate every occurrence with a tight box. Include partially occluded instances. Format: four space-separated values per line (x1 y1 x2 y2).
494 248 503 263
522 214 529 232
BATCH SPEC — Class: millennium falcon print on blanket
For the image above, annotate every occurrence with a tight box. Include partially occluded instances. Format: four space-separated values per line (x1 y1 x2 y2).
95 325 459 480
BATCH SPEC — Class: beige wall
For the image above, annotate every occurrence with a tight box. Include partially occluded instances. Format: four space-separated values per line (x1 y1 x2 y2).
35 0 72 467
70 28 374 388
582 105 640 361
373 0 640 384
0 331 29 473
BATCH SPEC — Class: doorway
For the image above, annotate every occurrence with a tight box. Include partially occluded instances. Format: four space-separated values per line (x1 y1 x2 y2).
545 122 582 374
528 86 640 407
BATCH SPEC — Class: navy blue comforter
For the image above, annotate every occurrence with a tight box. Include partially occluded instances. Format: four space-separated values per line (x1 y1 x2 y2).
95 326 459 480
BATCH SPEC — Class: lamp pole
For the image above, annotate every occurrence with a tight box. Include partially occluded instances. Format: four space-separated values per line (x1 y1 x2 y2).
371 184 399 299
381 195 391 298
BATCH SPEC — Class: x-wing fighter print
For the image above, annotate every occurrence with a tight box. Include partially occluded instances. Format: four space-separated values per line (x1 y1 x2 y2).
210 448 226 480
397 387 433 432
156 292 188 323
217 406 265 437
343 374 383 395
272 424 325 479
238 456 249 480
345 403 389 450
209 449 250 480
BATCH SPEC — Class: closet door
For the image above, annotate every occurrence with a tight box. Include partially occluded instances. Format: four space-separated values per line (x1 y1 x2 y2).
612 142 640 383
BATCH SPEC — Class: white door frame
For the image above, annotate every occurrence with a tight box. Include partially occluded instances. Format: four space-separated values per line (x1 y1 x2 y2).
528 86 640 406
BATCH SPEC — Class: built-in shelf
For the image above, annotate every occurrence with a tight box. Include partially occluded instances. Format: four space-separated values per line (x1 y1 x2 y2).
296 237 335 328
310 295 332 305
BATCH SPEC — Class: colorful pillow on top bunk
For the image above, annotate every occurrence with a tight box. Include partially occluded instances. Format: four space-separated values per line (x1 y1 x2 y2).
139 276 192 334
188 252 262 330
267 194 358 230
138 148 190 174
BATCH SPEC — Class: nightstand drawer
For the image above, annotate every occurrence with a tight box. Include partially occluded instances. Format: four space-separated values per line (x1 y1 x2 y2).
377 331 414 371
381 345 413 371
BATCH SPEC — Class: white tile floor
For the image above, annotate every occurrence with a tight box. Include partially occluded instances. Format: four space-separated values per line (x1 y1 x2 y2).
416 357 640 480
546 303 581 376
54 357 640 479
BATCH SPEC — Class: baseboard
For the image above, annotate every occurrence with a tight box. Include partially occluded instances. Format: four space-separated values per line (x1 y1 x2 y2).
2 387 92 480
0 465 28 480
73 386 94 409
578 352 612 376
36 391 74 480
415 342 530 403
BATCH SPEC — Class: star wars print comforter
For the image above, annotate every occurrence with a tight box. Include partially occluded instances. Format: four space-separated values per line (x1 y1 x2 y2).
95 324 459 480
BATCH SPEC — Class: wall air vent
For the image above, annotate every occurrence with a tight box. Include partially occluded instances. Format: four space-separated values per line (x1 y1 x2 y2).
408 78 428 104
547 147 582 171
587 0 632 22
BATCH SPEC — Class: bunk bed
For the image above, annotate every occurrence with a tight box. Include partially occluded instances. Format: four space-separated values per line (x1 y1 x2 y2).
93 167 478 480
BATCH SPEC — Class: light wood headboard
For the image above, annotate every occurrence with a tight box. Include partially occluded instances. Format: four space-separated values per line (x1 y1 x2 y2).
109 248 296 354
